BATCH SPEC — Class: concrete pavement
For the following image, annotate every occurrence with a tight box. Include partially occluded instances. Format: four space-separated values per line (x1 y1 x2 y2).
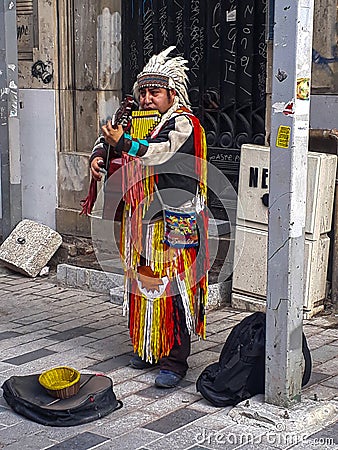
0 267 336 449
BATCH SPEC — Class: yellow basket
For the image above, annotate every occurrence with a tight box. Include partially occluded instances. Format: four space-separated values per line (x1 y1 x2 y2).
39 366 81 399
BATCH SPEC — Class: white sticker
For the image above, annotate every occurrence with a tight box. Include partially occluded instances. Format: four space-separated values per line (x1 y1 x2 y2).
272 102 286 113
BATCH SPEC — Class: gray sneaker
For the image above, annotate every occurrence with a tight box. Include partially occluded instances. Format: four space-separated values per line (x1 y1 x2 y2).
129 354 156 369
155 370 182 388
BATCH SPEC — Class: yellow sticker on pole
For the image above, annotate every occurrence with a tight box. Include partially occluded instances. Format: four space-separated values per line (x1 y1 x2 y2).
276 126 291 148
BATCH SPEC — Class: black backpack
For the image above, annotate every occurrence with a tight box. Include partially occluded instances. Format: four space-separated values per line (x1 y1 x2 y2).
196 312 312 407
2 373 122 426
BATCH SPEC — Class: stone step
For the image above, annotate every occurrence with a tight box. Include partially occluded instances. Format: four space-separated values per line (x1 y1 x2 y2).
57 263 231 309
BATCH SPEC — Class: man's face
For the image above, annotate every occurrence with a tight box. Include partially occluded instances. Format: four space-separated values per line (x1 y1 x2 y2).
139 87 176 114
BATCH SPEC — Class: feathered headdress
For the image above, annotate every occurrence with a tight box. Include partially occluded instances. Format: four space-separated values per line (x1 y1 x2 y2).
133 46 190 107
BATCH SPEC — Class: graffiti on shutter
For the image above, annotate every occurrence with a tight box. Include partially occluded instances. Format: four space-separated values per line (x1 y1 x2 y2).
122 0 267 219
16 0 38 61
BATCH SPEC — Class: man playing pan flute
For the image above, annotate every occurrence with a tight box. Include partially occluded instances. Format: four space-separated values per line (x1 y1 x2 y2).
90 47 209 388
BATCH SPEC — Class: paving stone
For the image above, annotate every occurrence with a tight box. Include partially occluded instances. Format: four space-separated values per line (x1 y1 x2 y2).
0 419 46 445
144 423 223 450
307 333 337 350
47 326 97 341
82 333 130 352
0 362 17 373
0 283 36 292
143 392 202 418
46 431 109 450
311 345 338 365
190 339 222 354
305 371 333 388
85 352 132 372
46 336 97 352
113 380 150 398
312 358 338 376
0 331 22 340
188 351 218 369
0 338 58 360
105 365 146 384
3 432 57 450
188 446 217 450
85 324 126 339
188 399 224 414
113 393 153 414
207 328 232 343
305 420 338 446
47 290 82 301
321 374 338 389
11 320 58 334
302 384 337 400
0 408 23 427
88 314 125 326
206 319 239 334
143 408 205 434
40 426 87 442
109 427 163 450
94 410 157 438
30 285 65 296
289 439 337 449
185 367 207 383
303 324 327 337
139 384 189 401
12 311 60 325
207 343 224 353
191 409 234 432
3 348 56 365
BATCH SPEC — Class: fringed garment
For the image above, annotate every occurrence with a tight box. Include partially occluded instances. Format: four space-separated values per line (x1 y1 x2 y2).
120 107 209 363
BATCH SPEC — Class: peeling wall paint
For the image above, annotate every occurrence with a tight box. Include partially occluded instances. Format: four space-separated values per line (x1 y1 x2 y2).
97 8 122 90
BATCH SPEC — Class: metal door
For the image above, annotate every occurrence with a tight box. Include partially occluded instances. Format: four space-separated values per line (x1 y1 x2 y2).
121 0 267 220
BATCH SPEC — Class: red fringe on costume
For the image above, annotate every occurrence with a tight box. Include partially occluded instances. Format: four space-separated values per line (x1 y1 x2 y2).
120 111 209 362
80 178 97 216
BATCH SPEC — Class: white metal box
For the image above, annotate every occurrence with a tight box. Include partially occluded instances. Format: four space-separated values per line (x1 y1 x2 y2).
232 226 330 317
237 144 337 240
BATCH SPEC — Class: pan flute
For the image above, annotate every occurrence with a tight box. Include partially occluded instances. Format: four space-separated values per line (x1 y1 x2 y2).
131 110 161 139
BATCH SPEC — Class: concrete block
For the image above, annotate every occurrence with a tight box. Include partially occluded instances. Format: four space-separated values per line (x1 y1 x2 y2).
56 263 68 284
88 268 115 293
76 267 88 288
0 220 62 277
109 286 124 305
208 280 232 309
65 265 78 287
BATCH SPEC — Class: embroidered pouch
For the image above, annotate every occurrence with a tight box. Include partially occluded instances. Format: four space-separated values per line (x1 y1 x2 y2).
163 206 199 248
154 184 200 249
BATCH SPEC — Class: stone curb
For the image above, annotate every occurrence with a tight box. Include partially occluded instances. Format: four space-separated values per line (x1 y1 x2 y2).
56 263 124 294
56 263 231 308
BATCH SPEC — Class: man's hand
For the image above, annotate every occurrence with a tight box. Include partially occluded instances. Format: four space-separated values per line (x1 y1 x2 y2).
101 122 124 147
90 157 105 181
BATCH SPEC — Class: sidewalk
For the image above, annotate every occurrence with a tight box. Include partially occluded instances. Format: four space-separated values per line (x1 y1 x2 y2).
0 268 336 449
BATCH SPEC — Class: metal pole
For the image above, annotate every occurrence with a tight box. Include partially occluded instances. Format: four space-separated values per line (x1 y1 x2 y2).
266 0 314 407
0 0 22 239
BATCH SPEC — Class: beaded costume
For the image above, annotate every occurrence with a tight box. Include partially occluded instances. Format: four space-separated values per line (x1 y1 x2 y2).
90 47 209 363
